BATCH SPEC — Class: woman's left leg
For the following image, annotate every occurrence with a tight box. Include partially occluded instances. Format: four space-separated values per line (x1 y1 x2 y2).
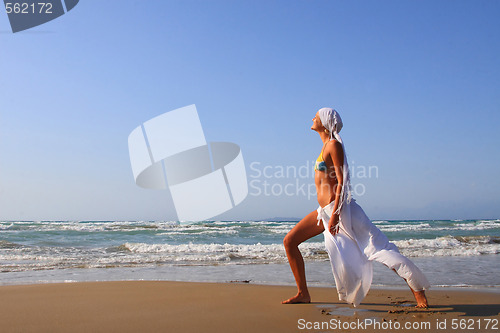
282 209 324 304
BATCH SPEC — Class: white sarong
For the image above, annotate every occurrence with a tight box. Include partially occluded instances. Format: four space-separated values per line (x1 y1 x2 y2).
317 199 430 307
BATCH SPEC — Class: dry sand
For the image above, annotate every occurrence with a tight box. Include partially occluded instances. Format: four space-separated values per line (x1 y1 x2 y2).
0 281 498 332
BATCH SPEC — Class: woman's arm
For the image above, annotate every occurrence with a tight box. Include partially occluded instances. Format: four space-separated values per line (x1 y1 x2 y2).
324 140 344 235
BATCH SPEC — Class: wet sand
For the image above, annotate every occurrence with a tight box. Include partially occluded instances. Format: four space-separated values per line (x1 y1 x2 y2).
0 281 498 332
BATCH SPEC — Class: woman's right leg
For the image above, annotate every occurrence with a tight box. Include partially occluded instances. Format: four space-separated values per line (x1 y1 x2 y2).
282 210 325 304
350 202 429 308
372 249 430 308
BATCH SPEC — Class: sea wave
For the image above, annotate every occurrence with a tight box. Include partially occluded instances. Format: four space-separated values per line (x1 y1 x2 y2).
0 221 181 232
378 220 500 233
0 241 327 272
1 219 498 235
1 219 499 274
118 241 328 262
0 235 498 273
394 236 500 257
0 220 294 235
0 240 23 249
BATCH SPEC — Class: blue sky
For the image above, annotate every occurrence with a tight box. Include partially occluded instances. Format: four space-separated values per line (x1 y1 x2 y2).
1 0 499 221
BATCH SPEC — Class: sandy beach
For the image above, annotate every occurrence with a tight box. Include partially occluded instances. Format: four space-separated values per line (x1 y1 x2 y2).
0 281 498 333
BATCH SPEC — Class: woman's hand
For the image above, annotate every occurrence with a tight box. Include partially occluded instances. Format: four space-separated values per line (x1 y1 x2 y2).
328 213 340 235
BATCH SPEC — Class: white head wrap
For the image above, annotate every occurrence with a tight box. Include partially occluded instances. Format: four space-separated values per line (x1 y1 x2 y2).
318 108 343 141
317 108 352 214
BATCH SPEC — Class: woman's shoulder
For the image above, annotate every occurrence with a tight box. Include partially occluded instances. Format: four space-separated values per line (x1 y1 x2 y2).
324 139 343 153
325 138 341 147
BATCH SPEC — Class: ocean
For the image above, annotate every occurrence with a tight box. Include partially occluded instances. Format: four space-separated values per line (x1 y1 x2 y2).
0 219 499 289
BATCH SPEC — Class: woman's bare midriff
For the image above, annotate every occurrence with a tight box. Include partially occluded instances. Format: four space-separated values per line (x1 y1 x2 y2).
315 168 338 208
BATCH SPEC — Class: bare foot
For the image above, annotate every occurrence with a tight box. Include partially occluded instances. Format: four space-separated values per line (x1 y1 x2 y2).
412 289 429 308
282 292 311 304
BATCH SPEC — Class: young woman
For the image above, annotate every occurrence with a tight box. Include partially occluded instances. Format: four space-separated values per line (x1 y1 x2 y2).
282 108 429 308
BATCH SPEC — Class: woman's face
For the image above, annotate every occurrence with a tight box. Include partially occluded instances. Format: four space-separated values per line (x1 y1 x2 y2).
311 112 325 132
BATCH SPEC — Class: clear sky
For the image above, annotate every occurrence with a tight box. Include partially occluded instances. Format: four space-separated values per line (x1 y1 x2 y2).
1 0 499 221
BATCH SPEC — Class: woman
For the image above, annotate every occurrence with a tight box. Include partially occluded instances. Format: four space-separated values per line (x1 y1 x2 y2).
282 108 430 308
